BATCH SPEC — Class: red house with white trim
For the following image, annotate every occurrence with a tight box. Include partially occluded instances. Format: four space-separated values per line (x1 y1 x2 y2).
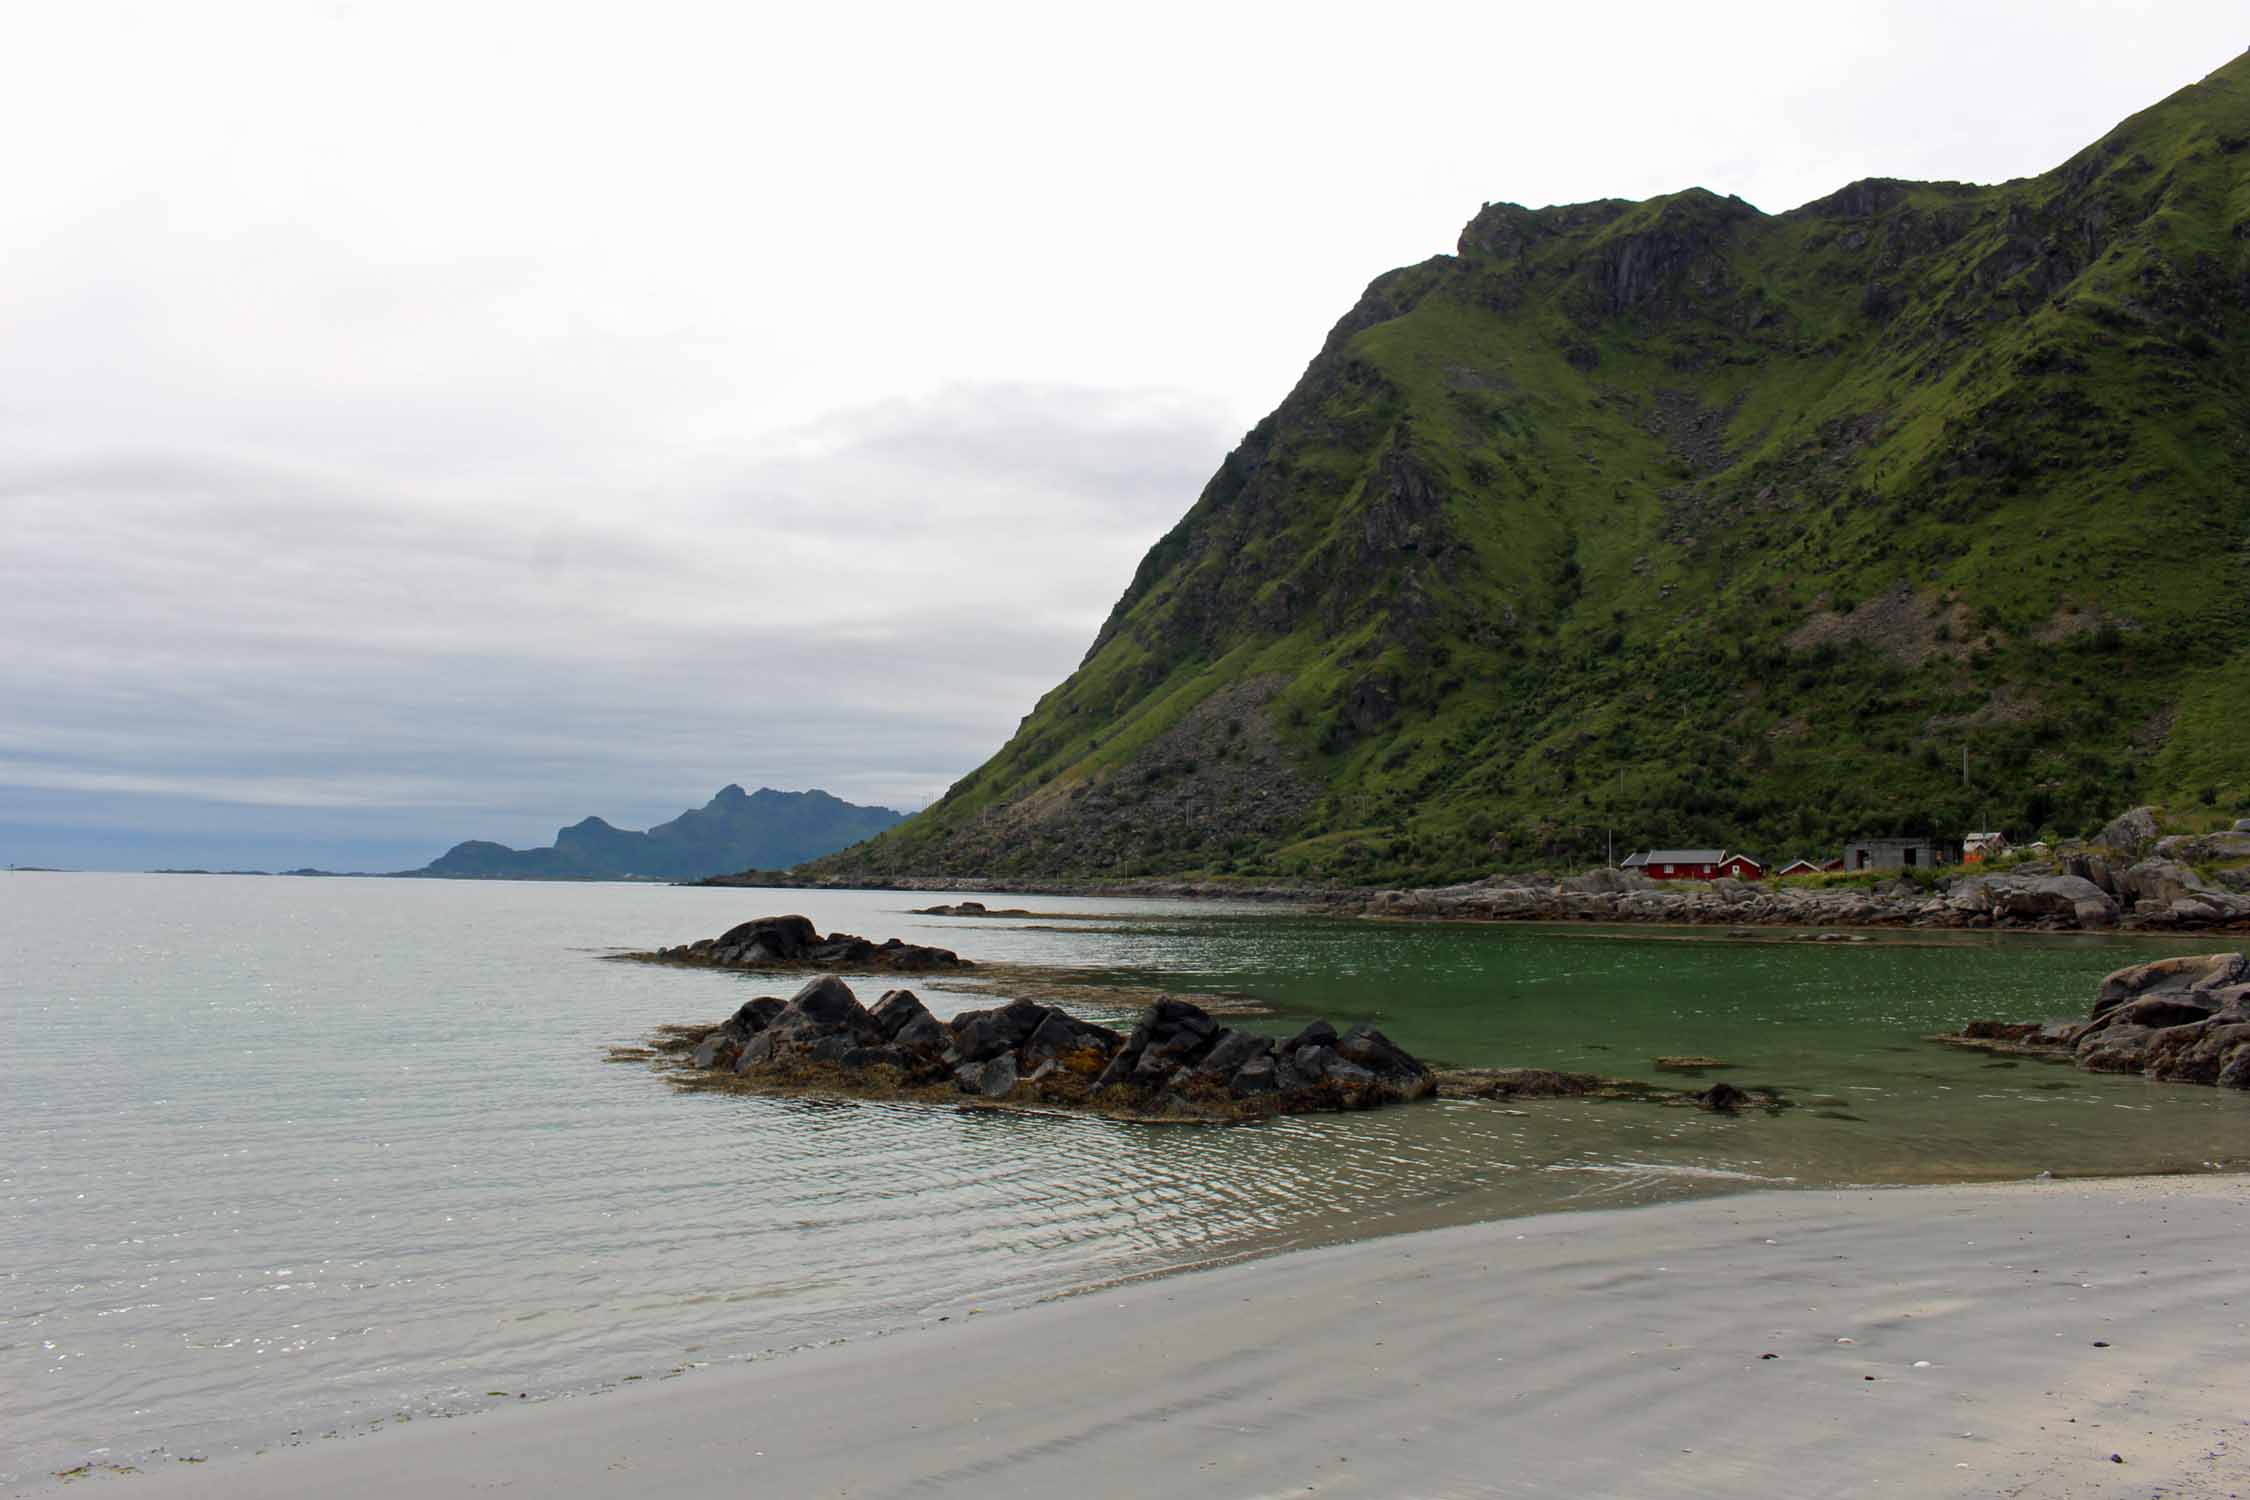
1620 849 1767 881
1621 848 1726 880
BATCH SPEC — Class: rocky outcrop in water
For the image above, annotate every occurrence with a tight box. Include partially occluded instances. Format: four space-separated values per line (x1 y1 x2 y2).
633 914 970 971
1937 952 2250 1088
647 978 1436 1122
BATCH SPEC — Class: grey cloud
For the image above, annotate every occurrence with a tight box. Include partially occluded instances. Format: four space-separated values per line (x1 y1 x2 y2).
0 383 1229 868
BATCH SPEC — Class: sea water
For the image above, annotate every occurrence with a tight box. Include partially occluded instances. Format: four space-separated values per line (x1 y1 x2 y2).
6 872 2247 1484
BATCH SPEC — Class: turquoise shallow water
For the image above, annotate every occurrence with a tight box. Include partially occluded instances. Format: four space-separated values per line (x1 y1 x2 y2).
4 873 2246 1485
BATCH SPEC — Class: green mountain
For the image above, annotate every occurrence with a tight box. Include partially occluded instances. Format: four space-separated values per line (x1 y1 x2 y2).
421 785 902 881
821 56 2250 886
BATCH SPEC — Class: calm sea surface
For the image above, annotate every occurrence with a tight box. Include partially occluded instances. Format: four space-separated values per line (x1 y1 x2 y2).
6 871 2248 1484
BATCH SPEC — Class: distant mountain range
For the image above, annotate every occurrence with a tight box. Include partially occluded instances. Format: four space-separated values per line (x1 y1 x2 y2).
418 785 904 881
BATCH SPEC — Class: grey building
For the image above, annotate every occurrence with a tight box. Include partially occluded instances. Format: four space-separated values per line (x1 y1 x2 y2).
1840 836 1962 872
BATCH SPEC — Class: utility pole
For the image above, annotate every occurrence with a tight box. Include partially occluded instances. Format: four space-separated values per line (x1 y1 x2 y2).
1962 744 1969 788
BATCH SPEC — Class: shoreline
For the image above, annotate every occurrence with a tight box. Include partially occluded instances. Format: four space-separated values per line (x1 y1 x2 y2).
39 1173 2249 1499
699 872 2250 938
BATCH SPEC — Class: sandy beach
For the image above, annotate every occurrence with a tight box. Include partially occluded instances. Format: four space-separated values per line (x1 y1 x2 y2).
45 1174 2246 1500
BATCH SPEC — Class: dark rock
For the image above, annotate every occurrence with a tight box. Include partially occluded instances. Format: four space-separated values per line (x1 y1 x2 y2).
737 975 883 1068
1020 1012 1122 1070
1325 1058 1381 1092
1228 1053 1280 1096
689 1029 743 1070
804 1033 862 1064
1091 1048 1138 1092
892 1013 948 1053
714 914 818 959
1439 1067 1610 1099
642 914 967 972
2114 995 2218 1030
732 997 787 1034
1190 1028 1275 1081
2076 1023 2156 1073
1280 1043 1341 1088
1962 1020 2044 1041
660 984 1441 1121
1281 1020 1338 1053
947 998 1053 1064
779 975 871 1031
869 989 934 1040
1696 1081 1752 1112
1336 1022 1425 1079
806 934 881 964
909 901 1035 917
1123 999 1221 1082
954 1053 1019 1099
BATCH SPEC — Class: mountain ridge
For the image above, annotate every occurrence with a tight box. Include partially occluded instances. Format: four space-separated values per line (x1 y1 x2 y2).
808 53 2250 886
421 784 903 881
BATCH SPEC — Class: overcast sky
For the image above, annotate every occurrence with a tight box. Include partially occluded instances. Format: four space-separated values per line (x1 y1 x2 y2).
4 1 2241 869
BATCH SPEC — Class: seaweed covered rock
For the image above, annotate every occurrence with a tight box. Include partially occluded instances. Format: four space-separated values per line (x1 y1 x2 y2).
636 914 969 972
648 981 1433 1121
1434 1066 1787 1112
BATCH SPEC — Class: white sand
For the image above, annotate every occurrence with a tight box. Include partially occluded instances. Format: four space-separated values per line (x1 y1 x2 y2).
49 1177 2250 1499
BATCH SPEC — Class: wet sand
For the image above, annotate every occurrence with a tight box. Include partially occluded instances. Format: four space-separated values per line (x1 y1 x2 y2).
45 1176 2249 1499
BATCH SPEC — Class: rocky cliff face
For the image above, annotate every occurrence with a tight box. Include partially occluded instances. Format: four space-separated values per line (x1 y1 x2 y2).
818 55 2250 886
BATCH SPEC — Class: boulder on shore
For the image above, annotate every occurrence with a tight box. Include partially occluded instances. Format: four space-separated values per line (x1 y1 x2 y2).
2096 806 2163 859
1939 951 2250 1088
644 979 1434 1122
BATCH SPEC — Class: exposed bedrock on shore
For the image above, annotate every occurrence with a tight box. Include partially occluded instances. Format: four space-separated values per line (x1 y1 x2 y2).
1361 837 2250 934
1939 951 2250 1087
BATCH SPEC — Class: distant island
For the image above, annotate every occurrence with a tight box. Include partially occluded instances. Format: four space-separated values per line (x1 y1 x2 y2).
414 784 903 882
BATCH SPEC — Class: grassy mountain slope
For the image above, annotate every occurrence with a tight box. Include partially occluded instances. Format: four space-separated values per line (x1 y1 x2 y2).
821 55 2250 886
